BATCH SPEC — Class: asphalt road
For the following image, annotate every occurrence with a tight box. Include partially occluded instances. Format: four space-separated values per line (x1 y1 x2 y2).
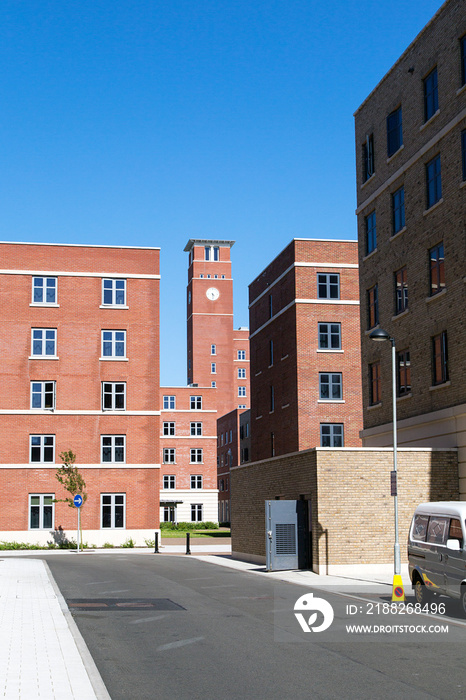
42 553 466 700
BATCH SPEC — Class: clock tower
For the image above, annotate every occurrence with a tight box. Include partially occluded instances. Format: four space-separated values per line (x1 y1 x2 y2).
184 239 249 418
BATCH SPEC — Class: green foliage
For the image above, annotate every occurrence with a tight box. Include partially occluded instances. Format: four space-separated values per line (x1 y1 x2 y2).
0 541 46 550
54 450 88 508
160 521 219 531
121 537 135 548
144 538 155 548
102 542 114 548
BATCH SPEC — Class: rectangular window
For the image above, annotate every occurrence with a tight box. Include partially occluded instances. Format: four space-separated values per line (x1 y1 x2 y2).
268 294 273 318
31 381 55 409
163 448 176 464
163 395 176 410
101 436 125 463
432 331 448 385
426 155 442 208
365 211 377 254
462 130 466 181
238 368 246 379
392 186 405 234
190 475 203 489
319 373 343 400
211 381 216 388
271 432 275 457
205 246 219 261
394 267 408 314
387 106 402 157
190 422 202 436
369 362 381 405
211 363 216 374
237 350 246 360
32 328 57 357
367 285 378 329
238 386 246 397
320 424 344 447
191 504 203 522
102 279 126 306
163 422 175 436
101 494 125 529
270 386 274 412
362 133 374 181
318 323 341 350
30 435 54 463
163 475 176 489
190 448 203 463
102 382 126 411
269 340 274 366
32 277 57 304
429 243 445 296
238 404 246 409
211 344 216 355
462 35 466 86
190 395 202 410
397 350 411 396
102 330 126 358
29 494 54 530
424 67 438 121
317 273 340 299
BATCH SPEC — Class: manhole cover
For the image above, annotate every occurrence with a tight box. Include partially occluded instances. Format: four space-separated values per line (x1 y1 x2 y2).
67 598 185 611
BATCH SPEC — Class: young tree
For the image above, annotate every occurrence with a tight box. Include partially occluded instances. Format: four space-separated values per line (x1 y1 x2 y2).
55 450 87 548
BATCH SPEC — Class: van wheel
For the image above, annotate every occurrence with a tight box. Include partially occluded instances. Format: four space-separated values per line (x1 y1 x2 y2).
414 577 430 605
460 586 466 617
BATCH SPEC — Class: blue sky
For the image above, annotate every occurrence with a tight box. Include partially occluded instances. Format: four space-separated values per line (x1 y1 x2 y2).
0 0 443 385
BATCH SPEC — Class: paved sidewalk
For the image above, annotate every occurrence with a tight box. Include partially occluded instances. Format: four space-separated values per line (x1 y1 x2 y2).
0 557 110 700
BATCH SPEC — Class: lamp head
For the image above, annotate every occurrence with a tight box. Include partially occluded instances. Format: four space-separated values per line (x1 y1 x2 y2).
369 328 391 342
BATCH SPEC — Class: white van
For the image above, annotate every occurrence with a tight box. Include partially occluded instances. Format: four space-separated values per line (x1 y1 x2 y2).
408 502 466 613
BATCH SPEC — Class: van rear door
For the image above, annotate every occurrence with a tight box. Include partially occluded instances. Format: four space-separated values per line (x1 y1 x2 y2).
444 517 466 599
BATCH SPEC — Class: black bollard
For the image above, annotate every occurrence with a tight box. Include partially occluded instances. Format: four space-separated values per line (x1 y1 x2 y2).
186 531 191 555
154 531 159 553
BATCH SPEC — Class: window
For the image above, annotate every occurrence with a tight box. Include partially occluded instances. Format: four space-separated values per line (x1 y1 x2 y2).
367 285 378 329
320 424 344 447
102 279 126 306
238 387 246 397
270 385 274 412
191 504 203 522
190 422 202 436
191 475 203 489
319 373 342 400
101 436 125 463
101 494 125 529
462 34 466 86
397 350 411 396
219 479 224 491
238 405 246 409
102 382 126 411
317 273 340 299
229 429 232 442
163 395 176 410
365 211 377 254
395 267 408 314
163 506 176 523
429 243 445 296
32 277 57 304
30 435 54 463
387 106 402 157
237 350 246 360
190 395 202 410
392 186 405 234
318 323 341 350
271 432 275 457
102 330 126 358
424 67 438 121
32 329 57 357
426 516 448 545
269 340 273 366
31 381 55 409
432 331 448 385
211 344 216 355
238 368 246 379
163 448 176 464
163 475 176 489
268 294 273 318
462 130 466 181
426 155 442 208
163 422 175 436
211 363 216 374
362 133 374 181
211 381 216 388
369 362 381 405
29 494 54 529
190 448 203 463
205 245 219 261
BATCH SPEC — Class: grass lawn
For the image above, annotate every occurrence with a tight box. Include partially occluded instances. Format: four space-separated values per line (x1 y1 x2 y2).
161 528 231 539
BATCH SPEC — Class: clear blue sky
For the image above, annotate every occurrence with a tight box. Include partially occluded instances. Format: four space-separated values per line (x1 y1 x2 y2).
0 0 443 385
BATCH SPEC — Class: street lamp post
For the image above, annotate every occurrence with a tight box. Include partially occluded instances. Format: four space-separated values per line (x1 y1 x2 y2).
369 328 400 576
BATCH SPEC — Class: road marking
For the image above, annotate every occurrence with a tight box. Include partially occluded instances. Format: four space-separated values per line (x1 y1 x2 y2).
157 637 204 652
99 589 130 594
130 614 169 625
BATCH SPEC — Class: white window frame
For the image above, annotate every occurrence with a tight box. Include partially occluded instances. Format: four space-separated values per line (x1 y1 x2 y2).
190 422 202 436
101 493 126 529
101 435 126 463
190 448 203 463
320 423 344 447
238 368 246 379
238 386 246 397
101 330 126 359
190 475 203 489
30 435 55 463
237 350 246 360
163 475 176 490
31 328 57 358
29 494 54 530
238 404 246 409
102 278 127 306
318 323 342 350
102 382 126 411
32 277 57 305
205 245 219 261
319 373 343 400
211 344 216 355
211 381 216 387
163 422 175 436
211 363 216 374
190 395 202 410
163 448 176 464
191 504 203 522
163 395 176 410
30 381 55 410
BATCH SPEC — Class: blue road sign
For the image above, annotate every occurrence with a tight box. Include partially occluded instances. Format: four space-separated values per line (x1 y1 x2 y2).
73 494 83 508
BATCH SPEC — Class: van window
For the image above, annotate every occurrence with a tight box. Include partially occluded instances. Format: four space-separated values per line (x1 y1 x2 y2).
426 516 449 545
449 518 463 546
412 514 429 541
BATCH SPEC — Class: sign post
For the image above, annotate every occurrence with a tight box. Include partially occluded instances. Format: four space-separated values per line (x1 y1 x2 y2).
73 494 83 553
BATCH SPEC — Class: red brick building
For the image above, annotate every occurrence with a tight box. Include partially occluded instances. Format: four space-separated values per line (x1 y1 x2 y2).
248 238 363 461
0 242 160 546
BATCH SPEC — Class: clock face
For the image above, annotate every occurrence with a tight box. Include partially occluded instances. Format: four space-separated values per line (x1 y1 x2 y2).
206 287 220 301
